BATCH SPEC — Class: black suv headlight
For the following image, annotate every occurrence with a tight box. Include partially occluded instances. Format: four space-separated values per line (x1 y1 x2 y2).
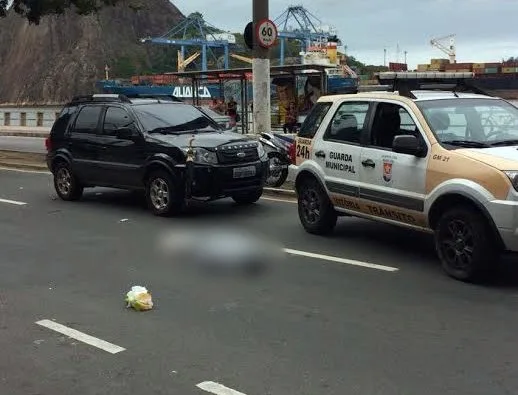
182 147 218 165
257 143 266 158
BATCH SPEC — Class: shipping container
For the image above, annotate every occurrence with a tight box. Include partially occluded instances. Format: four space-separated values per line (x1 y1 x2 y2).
473 63 485 69
473 67 485 74
417 64 430 71
484 67 499 74
431 58 449 65
503 67 516 73
388 62 408 71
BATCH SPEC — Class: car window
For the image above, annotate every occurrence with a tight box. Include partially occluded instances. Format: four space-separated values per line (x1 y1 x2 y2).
324 102 369 144
298 102 332 139
102 107 134 136
133 103 220 133
51 105 78 136
73 106 102 134
417 98 518 146
370 103 418 149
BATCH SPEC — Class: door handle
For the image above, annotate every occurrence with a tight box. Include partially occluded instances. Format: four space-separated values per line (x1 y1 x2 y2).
361 159 376 168
314 150 325 158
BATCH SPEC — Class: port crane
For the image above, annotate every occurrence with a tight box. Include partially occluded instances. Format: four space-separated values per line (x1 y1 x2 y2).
140 13 236 71
274 5 337 66
430 34 456 63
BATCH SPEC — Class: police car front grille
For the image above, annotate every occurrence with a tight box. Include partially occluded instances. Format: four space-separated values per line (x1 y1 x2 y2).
217 144 259 164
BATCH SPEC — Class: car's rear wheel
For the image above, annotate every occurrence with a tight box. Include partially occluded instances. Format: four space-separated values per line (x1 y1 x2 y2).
297 177 337 235
435 206 498 282
232 189 263 205
53 161 83 201
146 170 184 216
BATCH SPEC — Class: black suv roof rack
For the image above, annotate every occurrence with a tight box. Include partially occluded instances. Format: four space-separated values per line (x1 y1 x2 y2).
70 94 132 104
124 93 183 102
376 71 493 99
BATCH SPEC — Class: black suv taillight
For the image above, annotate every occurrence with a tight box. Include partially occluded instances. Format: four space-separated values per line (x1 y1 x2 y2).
45 136 51 151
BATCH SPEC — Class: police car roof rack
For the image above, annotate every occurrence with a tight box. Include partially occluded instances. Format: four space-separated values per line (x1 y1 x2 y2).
70 94 132 104
377 71 493 99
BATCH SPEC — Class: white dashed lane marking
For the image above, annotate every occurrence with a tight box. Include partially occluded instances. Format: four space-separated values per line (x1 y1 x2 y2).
196 381 248 395
0 198 27 205
36 319 126 354
284 248 399 272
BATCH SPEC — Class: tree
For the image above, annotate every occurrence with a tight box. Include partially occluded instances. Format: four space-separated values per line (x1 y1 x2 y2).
0 0 142 24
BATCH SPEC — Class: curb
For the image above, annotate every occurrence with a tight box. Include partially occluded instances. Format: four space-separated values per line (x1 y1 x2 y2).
0 131 49 138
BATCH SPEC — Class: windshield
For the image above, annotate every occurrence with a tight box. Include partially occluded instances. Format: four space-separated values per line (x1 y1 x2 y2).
199 106 225 119
133 103 221 133
417 98 518 147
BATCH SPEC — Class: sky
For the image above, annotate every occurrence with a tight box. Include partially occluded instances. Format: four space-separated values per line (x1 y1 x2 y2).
171 0 518 68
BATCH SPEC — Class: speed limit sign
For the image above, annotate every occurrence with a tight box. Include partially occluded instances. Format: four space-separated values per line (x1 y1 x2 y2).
256 18 278 48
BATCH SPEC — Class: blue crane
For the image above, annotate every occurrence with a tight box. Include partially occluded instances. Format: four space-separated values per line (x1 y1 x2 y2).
274 6 338 66
140 13 234 71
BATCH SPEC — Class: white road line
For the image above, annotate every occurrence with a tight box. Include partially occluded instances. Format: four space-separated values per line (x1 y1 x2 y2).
35 319 126 354
0 198 27 205
261 196 296 204
196 381 247 395
283 248 399 272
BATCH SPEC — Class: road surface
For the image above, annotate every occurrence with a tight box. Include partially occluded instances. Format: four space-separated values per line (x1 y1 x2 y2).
1 168 518 395
0 136 46 153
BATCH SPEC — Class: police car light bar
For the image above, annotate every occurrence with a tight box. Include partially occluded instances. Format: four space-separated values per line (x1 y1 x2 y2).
378 71 475 80
376 71 490 98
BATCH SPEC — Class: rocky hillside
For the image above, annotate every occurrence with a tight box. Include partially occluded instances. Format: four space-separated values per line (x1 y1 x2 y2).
0 0 184 104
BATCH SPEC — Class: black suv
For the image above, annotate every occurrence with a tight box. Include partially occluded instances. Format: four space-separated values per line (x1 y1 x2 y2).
46 94 269 215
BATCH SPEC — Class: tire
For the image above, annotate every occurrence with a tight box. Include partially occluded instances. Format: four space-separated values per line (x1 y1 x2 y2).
232 189 263 205
266 153 289 188
297 177 337 235
145 170 184 216
53 161 83 201
435 206 499 282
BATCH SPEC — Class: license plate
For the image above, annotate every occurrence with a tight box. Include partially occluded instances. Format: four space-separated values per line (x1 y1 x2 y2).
233 165 256 179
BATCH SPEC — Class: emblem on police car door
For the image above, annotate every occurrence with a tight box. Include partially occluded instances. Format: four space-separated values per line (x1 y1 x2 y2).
383 159 393 182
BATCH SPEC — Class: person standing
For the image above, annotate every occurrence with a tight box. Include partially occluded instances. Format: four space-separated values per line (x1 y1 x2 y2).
227 96 237 127
283 102 298 134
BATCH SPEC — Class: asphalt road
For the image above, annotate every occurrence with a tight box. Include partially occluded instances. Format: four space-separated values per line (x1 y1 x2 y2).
2 168 518 395
0 136 46 153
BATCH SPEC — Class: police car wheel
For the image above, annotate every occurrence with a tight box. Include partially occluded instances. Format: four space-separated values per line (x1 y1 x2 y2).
297 177 337 235
146 170 184 216
435 206 497 282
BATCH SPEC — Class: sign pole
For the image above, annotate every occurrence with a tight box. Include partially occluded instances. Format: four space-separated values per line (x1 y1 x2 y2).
252 0 271 134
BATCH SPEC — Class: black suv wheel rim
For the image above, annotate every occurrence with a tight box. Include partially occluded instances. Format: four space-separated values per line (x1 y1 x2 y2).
440 219 474 271
56 168 72 196
150 178 170 210
300 188 320 224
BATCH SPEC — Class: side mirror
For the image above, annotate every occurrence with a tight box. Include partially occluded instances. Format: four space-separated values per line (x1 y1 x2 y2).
117 127 137 140
392 135 424 157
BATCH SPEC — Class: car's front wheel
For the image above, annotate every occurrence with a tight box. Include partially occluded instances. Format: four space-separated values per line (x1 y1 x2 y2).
146 170 184 216
435 206 499 282
53 161 83 201
297 177 337 235
232 189 263 205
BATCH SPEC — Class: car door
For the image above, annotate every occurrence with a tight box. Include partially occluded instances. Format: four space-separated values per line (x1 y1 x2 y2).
95 105 146 188
359 101 429 227
311 100 371 212
67 105 104 183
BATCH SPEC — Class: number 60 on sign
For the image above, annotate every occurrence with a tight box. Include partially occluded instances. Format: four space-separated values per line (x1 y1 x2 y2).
256 18 278 48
